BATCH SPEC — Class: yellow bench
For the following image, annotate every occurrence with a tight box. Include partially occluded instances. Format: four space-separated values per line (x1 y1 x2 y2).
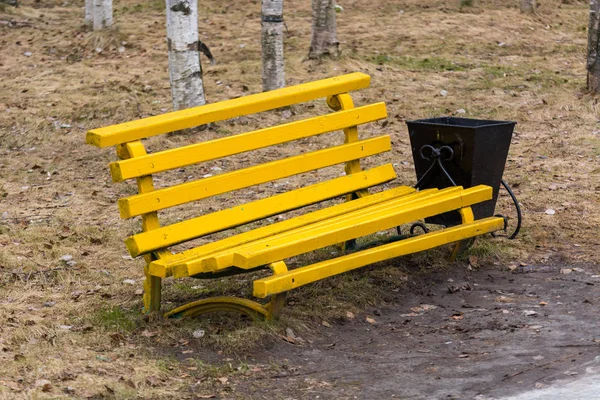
86 72 505 320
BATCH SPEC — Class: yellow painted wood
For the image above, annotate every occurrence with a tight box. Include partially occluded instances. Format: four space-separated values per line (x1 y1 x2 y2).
253 217 505 298
110 103 387 182
172 187 449 278
201 187 462 272
148 185 418 278
118 142 163 312
328 93 362 175
451 206 476 260
230 185 493 270
118 136 391 219
126 164 397 257
86 73 371 148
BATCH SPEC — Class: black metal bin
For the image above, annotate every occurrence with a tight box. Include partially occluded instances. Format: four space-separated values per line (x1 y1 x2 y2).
406 117 516 226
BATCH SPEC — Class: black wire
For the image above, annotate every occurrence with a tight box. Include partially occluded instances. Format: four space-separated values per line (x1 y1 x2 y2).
499 179 522 240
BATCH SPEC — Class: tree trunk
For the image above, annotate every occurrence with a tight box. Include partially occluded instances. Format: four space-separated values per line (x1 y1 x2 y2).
166 0 206 110
261 0 285 91
520 0 536 13
589 0 600 93
85 0 93 24
308 0 339 60
0 0 18 7
92 0 112 31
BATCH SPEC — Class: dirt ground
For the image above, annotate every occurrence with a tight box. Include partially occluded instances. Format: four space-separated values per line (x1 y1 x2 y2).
239 264 600 399
1 0 599 398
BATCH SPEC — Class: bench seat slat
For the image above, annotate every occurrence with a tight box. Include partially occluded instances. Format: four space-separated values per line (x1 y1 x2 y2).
149 185 419 278
195 187 464 272
110 103 387 182
229 185 493 270
125 164 397 257
253 217 506 298
118 136 391 219
86 72 371 148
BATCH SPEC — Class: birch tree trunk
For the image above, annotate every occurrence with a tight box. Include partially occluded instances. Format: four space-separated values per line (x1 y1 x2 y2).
589 0 600 93
261 0 285 91
166 0 206 110
308 0 339 60
85 0 93 24
0 0 18 7
520 0 536 13
92 0 112 31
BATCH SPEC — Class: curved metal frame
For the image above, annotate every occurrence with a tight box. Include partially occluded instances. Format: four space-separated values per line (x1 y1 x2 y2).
164 261 289 321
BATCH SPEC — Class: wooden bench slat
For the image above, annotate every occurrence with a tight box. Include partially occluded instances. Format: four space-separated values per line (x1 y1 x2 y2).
110 103 387 182
252 217 506 298
125 164 397 257
118 136 392 219
149 185 419 278
199 186 464 272
229 185 493 270
86 72 371 148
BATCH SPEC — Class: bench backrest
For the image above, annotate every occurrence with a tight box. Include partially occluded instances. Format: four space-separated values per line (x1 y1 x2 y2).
87 73 394 258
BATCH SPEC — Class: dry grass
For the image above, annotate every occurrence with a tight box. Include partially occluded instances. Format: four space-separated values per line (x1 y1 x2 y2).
0 0 599 397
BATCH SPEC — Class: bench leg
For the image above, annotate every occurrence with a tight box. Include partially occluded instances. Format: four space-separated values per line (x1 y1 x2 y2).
450 207 476 261
143 256 162 313
265 261 288 320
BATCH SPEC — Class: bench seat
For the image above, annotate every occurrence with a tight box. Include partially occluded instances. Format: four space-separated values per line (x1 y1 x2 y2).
148 184 499 280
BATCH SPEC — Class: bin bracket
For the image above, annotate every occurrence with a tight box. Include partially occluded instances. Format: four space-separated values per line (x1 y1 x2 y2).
412 145 521 240
414 145 457 189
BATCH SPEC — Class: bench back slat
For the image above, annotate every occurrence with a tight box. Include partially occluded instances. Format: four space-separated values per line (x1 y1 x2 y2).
125 164 397 257
86 72 371 148
109 103 387 182
117 136 392 219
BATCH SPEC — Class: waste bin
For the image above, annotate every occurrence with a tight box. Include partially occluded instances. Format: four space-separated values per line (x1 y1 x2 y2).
406 117 516 226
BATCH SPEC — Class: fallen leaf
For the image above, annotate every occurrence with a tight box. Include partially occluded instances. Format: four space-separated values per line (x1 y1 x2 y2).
192 329 205 338
321 321 331 328
411 304 437 313
539 301 548 306
365 317 376 324
560 268 572 274
451 312 464 321
145 376 161 387
35 379 52 392
141 330 158 338
217 377 228 384
495 296 514 303
468 255 479 267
